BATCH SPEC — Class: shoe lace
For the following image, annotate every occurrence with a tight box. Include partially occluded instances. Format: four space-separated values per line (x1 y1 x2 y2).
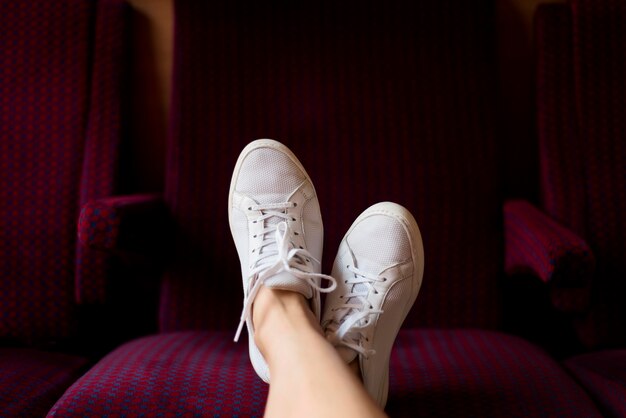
326 264 384 357
234 202 337 342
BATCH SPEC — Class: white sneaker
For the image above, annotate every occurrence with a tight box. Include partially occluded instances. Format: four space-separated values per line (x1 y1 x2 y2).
229 138 336 383
322 202 424 407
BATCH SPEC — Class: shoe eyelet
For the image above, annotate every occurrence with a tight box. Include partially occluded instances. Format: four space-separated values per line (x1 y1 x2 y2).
294 232 299 236
253 235 257 238
293 203 297 207
299 246 303 249
292 217 296 221
382 277 387 282
248 207 252 211
344 280 348 284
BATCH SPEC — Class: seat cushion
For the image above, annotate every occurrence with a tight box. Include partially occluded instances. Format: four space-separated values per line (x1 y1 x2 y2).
386 330 602 417
48 332 269 417
565 350 626 418
49 330 600 417
0 349 87 417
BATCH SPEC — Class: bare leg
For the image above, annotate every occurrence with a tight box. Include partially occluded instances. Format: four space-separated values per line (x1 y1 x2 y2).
253 288 388 418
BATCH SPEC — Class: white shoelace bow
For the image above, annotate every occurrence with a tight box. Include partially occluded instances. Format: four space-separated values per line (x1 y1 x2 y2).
234 202 337 342
327 264 384 357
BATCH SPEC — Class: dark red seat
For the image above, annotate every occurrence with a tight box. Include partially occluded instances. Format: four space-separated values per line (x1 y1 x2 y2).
0 0 128 416
532 1 626 416
50 1 603 416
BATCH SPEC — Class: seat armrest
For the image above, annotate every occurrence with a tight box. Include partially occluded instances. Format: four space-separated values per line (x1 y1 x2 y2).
78 194 172 257
504 199 595 312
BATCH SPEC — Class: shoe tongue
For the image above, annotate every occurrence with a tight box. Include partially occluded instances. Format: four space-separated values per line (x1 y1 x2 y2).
256 200 292 237
264 217 282 231
264 271 313 299
349 284 368 311
349 256 382 308
339 256 382 336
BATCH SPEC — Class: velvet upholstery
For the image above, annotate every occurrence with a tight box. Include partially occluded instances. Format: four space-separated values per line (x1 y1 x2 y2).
534 3 626 416
0 0 128 416
75 0 129 306
504 199 594 312
534 3 584 236
78 194 170 256
568 0 626 348
0 349 88 418
0 0 127 343
565 350 626 418
535 0 626 348
162 0 502 332
1 0 92 344
49 330 602 418
387 330 601 417
48 332 269 417
49 1 606 416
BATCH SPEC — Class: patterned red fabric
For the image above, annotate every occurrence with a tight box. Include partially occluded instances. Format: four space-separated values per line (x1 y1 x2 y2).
386 329 601 417
535 4 626 415
49 330 602 417
504 199 594 312
535 4 585 236
0 1 127 415
162 0 501 332
565 350 626 418
0 349 87 418
48 332 269 417
78 201 121 251
568 0 626 348
75 0 128 305
78 194 167 253
535 1 626 347
0 0 93 343
0 0 127 341
50 3 602 416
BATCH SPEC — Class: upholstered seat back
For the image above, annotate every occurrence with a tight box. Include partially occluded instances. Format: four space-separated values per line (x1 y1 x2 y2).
0 0 126 345
536 0 626 347
162 0 502 332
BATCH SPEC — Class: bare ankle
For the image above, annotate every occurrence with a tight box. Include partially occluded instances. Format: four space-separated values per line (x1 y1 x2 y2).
348 358 363 382
252 288 320 358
